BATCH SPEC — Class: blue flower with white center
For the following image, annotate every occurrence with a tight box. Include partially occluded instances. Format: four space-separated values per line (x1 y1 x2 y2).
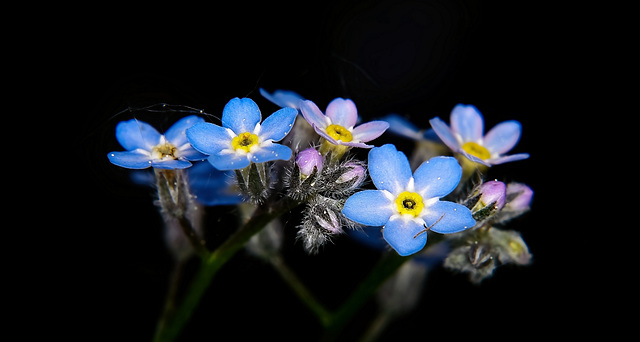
186 97 298 171
429 104 529 166
342 144 475 256
108 115 207 170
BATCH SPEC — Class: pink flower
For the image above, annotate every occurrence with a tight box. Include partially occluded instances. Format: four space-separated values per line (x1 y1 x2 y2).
299 98 389 148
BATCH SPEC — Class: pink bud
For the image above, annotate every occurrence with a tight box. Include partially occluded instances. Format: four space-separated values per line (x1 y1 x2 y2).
336 161 366 186
296 147 323 176
477 180 507 211
505 182 533 212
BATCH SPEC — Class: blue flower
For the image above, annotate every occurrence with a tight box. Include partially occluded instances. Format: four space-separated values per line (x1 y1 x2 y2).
187 161 245 206
429 104 529 166
108 115 206 169
342 144 475 256
186 97 298 171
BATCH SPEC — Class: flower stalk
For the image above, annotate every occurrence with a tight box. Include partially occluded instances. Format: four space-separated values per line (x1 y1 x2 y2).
155 168 208 259
107 94 533 341
153 196 301 342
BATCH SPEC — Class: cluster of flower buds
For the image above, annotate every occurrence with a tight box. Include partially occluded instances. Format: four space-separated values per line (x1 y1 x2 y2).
445 181 533 283
286 146 367 254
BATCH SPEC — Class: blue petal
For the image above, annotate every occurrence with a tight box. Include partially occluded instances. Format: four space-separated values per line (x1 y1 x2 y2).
250 143 292 163
300 100 328 130
188 161 244 205
489 153 529 165
108 150 152 169
151 159 193 170
382 218 428 256
221 97 262 134
483 120 522 155
259 88 304 109
165 115 205 147
382 114 423 140
186 122 232 155
413 156 462 199
208 153 250 171
422 201 475 234
368 144 412 195
450 104 484 143
342 190 393 226
428 117 459 151
179 146 208 161
115 119 161 151
259 107 298 142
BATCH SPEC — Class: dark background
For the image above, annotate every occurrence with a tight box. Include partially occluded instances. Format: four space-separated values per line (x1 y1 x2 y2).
50 1 584 340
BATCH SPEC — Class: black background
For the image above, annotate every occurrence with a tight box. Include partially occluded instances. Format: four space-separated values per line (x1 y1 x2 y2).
46 1 585 340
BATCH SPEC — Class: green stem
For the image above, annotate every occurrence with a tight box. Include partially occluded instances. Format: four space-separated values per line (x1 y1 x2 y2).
153 197 300 342
323 251 408 335
324 235 445 339
269 253 333 326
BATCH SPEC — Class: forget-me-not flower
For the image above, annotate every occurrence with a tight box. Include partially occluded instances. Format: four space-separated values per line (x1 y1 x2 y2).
300 98 389 149
186 97 297 171
108 115 206 170
429 104 529 166
187 160 245 206
342 144 475 256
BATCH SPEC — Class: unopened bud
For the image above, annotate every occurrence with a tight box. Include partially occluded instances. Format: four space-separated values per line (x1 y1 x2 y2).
296 147 324 177
444 227 531 284
494 182 533 223
319 159 367 198
505 182 533 212
296 196 345 254
336 161 366 187
465 180 507 221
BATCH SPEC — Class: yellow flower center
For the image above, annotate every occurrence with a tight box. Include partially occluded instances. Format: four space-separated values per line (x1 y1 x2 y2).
395 191 424 217
232 132 259 152
151 142 178 160
326 124 353 142
462 142 491 160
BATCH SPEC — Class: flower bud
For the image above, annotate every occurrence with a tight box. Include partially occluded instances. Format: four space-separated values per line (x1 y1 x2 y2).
318 159 367 198
494 182 533 223
336 161 366 187
296 196 344 254
444 227 531 284
465 180 507 221
505 182 533 212
296 147 323 177
444 241 497 284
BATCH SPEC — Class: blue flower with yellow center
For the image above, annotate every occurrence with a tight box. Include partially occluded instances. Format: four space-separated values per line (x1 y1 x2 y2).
429 104 529 166
342 144 475 256
186 98 297 171
107 115 206 170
